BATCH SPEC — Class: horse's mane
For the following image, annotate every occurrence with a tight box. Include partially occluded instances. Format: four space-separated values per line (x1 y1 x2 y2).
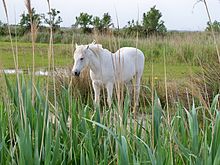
88 44 110 56
89 44 102 52
75 43 111 57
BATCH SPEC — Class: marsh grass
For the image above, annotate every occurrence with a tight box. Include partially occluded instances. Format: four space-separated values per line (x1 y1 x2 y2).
1 74 220 164
53 67 93 106
193 62 220 106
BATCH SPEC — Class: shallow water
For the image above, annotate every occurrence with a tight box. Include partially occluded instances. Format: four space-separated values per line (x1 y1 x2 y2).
0 69 23 74
0 68 71 76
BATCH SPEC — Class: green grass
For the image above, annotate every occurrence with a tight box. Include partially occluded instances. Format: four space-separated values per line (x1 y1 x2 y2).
0 42 72 68
144 63 200 80
0 41 201 80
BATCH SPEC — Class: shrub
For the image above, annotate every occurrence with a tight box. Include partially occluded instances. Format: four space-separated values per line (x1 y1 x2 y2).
0 21 7 36
53 67 93 106
206 20 220 32
36 32 50 43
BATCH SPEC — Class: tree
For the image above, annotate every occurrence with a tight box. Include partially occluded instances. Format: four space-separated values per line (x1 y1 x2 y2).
42 8 63 31
0 20 7 35
92 13 113 33
92 16 102 31
19 8 41 34
101 13 112 30
125 19 142 36
142 6 166 35
75 12 93 33
206 20 220 32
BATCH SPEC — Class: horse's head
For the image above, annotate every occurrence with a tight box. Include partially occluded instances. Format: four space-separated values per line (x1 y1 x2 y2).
72 44 90 76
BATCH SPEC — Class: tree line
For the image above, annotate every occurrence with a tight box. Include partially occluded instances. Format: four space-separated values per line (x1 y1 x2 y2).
0 6 220 38
0 6 167 37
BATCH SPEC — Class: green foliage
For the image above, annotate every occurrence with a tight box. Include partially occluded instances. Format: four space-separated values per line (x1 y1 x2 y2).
206 20 220 32
142 5 167 35
92 13 113 33
125 19 142 36
73 7 166 36
75 12 93 33
18 8 41 35
92 16 101 31
74 12 113 33
0 21 7 36
42 8 63 32
101 13 113 30
125 6 166 36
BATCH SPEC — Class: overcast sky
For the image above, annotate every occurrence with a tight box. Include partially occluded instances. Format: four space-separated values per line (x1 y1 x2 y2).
0 0 220 31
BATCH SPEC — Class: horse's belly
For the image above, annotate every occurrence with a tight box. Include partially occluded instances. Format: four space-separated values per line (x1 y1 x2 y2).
115 65 136 82
90 70 115 85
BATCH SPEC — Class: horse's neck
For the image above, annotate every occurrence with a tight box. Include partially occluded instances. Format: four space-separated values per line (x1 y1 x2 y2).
88 55 100 74
88 49 112 74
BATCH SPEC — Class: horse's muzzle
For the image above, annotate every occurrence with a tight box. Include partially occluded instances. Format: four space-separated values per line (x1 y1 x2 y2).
74 70 80 77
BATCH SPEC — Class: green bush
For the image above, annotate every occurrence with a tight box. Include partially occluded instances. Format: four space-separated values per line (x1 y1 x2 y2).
36 32 50 43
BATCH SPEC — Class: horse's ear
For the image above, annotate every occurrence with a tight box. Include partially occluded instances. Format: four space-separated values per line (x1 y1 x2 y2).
92 40 96 44
75 43 78 48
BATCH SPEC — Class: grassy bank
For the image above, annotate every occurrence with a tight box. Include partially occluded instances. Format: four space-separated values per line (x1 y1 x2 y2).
0 42 72 68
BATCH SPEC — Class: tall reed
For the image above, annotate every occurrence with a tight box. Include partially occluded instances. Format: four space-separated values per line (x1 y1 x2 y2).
2 0 27 131
24 0 37 103
2 75 220 164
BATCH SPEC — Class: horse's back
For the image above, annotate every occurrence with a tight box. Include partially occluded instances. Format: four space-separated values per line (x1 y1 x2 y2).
114 47 145 81
116 46 144 59
115 47 145 68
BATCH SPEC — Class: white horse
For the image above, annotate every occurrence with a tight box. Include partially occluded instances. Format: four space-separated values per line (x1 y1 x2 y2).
72 42 145 107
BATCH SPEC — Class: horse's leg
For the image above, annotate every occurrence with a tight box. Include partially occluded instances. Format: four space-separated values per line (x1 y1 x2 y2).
125 80 133 105
106 83 113 108
92 81 100 106
134 76 141 107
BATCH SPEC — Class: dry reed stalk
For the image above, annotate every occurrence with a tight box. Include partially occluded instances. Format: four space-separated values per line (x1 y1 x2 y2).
39 0 55 160
202 0 220 64
2 0 26 128
24 0 32 16
47 2 57 111
112 7 124 126
2 0 25 162
25 0 37 104
163 46 174 164
151 62 154 148
199 60 210 108
133 30 139 117
196 0 219 123
163 47 169 117
68 38 75 91
68 38 75 161
131 29 140 140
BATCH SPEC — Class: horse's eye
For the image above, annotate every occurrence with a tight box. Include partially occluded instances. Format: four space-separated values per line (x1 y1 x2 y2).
80 57 84 61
